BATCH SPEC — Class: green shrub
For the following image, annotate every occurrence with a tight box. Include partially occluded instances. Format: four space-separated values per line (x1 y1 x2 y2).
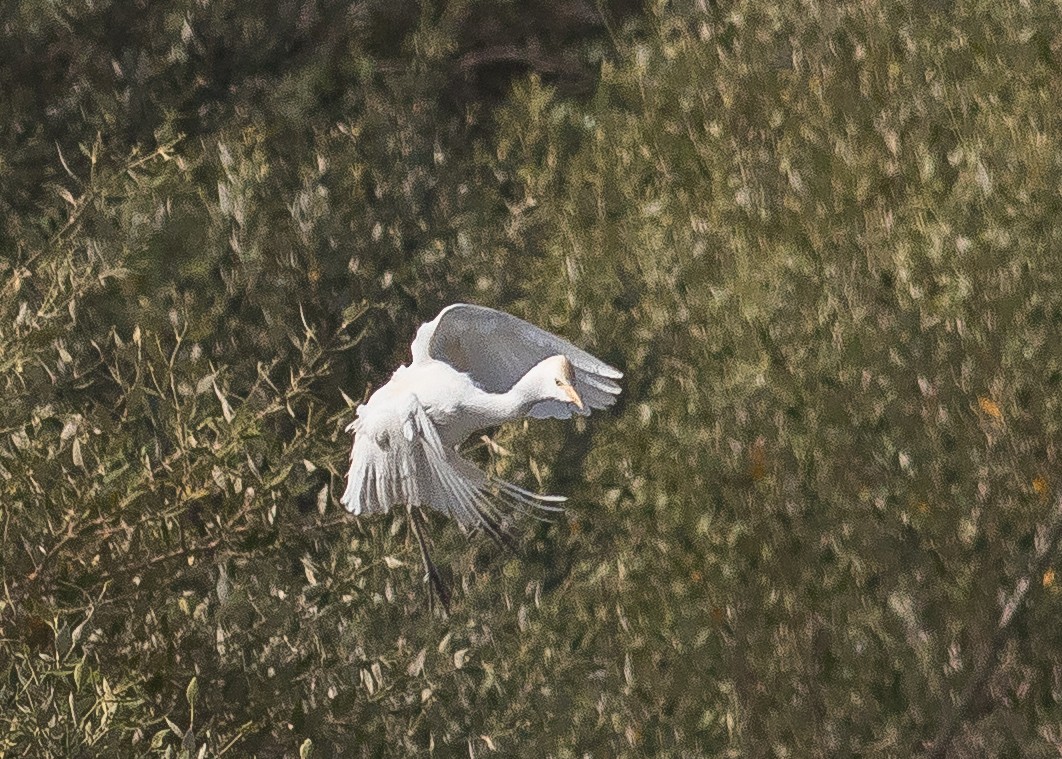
5 1 1062 756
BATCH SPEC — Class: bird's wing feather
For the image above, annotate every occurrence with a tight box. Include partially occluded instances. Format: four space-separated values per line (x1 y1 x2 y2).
410 303 622 420
341 394 564 535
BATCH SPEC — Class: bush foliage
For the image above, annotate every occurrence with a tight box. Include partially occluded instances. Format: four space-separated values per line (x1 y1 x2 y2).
5 0 1062 756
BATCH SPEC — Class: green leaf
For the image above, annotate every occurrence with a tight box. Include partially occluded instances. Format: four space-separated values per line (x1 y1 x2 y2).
185 676 198 711
164 716 184 740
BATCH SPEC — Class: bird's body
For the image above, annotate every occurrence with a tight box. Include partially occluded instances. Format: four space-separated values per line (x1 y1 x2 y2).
354 361 476 447
341 304 622 541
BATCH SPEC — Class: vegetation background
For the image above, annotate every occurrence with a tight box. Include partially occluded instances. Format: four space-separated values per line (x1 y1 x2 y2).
5 0 1062 756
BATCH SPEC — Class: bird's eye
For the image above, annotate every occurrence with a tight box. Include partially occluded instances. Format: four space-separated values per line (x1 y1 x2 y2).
555 378 562 386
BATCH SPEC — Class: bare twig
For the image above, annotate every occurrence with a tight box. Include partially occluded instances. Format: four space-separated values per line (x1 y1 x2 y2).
923 491 1062 758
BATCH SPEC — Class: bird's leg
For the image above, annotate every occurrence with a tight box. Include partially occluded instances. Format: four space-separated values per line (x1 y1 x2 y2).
409 505 451 613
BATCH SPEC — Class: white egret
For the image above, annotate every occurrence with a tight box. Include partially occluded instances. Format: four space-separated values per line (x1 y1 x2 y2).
341 303 622 605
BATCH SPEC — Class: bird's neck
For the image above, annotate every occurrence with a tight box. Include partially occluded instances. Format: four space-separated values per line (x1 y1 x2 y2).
471 374 542 426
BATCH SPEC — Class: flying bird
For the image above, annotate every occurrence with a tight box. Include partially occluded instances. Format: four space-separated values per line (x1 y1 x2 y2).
341 303 622 606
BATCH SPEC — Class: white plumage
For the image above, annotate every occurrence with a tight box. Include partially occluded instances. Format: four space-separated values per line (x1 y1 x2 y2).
340 304 622 541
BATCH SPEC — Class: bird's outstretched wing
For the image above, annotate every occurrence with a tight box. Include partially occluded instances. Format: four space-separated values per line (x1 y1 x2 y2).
410 303 622 420
341 397 563 539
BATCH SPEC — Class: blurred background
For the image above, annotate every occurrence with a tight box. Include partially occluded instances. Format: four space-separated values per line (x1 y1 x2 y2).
4 0 1062 756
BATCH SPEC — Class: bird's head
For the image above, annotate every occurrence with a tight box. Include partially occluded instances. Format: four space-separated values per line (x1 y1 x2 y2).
534 355 584 410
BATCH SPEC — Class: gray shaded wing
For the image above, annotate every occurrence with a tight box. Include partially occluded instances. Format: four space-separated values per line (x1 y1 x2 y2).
410 303 622 420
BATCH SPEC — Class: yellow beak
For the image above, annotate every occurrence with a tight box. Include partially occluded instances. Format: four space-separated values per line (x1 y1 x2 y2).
562 382 585 410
